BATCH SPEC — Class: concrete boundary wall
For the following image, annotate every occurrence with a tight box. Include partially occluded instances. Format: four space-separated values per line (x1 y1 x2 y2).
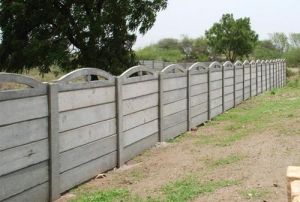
0 59 287 201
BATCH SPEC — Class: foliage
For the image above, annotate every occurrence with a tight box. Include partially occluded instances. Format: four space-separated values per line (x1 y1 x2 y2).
205 14 258 62
270 32 290 52
252 40 282 60
157 38 179 50
286 68 297 78
136 36 210 62
0 0 167 75
136 45 184 62
289 33 300 48
284 48 300 67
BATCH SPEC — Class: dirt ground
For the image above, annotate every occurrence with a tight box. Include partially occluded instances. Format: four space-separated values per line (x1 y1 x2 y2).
58 79 300 202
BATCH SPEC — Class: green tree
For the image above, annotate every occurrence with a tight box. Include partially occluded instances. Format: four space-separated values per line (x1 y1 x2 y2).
269 32 289 53
289 33 300 49
205 14 258 62
157 38 179 50
192 37 209 61
252 40 282 59
0 0 167 74
180 36 193 60
284 48 300 67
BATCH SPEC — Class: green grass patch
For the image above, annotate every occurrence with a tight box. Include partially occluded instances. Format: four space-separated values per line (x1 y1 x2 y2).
240 188 269 200
209 154 244 167
129 169 145 182
198 132 247 147
197 76 300 147
71 189 130 202
161 177 239 202
71 178 239 202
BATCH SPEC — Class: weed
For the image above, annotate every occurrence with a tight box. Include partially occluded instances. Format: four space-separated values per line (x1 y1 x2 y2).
240 188 268 200
209 154 244 167
162 177 239 202
129 169 145 182
71 189 129 202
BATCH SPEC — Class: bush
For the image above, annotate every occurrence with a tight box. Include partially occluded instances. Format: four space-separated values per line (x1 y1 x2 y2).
284 48 300 67
136 45 184 62
286 68 296 78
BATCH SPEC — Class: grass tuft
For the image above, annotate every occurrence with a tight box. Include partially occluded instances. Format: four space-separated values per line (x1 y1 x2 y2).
161 176 239 202
209 154 244 167
240 188 269 200
71 189 129 202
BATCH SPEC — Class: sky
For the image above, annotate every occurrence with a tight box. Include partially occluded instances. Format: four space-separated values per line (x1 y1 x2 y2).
133 0 300 49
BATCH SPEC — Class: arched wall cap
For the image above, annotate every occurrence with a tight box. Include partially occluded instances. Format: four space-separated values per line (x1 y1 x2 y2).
261 60 266 64
223 61 234 69
57 68 114 84
250 60 256 65
0 72 45 89
223 61 233 66
161 64 186 74
188 62 208 72
234 60 243 66
242 60 250 65
120 65 156 79
209 61 222 69
256 60 261 63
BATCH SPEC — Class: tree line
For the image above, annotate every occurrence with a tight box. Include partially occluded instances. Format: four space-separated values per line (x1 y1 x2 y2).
137 14 300 67
1 2 299 77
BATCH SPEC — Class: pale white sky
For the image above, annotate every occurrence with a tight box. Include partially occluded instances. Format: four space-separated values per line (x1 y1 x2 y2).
134 0 300 49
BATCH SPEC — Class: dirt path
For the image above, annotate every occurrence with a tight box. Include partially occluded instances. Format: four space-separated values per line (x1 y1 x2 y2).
58 80 300 202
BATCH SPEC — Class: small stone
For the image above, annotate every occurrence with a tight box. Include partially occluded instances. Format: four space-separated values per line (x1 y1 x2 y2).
95 173 106 179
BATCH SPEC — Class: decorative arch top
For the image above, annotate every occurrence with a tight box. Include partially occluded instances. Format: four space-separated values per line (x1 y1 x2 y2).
209 61 222 72
57 68 114 84
234 60 243 69
120 65 156 80
161 64 186 74
261 60 266 64
0 73 47 101
188 62 208 73
243 60 250 66
223 61 234 69
0 73 45 89
234 60 243 65
256 59 261 64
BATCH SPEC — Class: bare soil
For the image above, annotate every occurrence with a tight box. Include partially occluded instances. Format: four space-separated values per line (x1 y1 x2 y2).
57 84 300 202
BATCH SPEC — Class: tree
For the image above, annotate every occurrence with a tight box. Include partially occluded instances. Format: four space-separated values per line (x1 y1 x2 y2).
269 32 289 53
180 36 193 60
205 14 258 62
289 33 300 49
252 40 282 59
157 38 179 50
192 37 209 61
0 0 167 74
